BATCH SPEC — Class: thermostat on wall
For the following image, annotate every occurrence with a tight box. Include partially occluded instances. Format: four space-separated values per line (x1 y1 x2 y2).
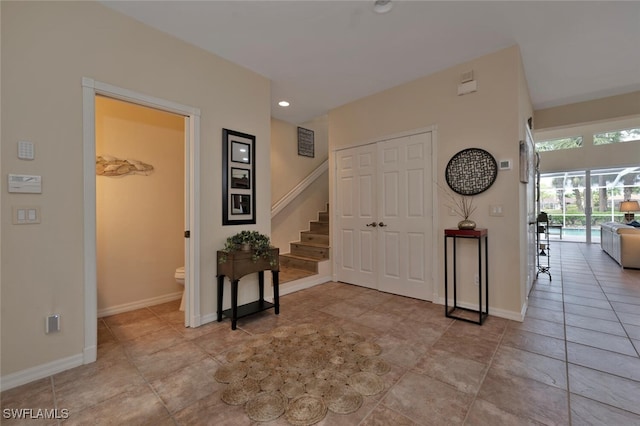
499 159 512 170
8 174 42 193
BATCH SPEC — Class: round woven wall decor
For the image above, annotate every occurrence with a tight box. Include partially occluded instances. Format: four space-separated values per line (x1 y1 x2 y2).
445 148 498 195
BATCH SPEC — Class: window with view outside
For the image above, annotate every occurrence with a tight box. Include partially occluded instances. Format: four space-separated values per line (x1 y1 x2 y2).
591 167 640 228
593 128 640 145
539 167 640 242
535 136 582 152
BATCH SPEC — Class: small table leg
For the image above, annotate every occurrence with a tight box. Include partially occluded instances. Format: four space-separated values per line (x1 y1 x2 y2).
273 271 280 315
258 271 264 306
231 279 239 330
217 275 224 322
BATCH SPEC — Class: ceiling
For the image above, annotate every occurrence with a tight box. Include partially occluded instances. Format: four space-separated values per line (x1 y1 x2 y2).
102 1 640 124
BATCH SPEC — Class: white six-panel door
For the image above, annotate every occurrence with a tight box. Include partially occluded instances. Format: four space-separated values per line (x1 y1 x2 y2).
336 143 377 289
336 132 433 300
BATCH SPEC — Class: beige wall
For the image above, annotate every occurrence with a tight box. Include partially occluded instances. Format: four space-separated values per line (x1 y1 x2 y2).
271 116 329 252
329 46 528 317
96 97 184 313
1 2 270 378
534 91 640 130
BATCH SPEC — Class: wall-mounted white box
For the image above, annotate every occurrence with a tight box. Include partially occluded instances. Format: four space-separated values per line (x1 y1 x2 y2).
8 174 42 193
18 141 35 160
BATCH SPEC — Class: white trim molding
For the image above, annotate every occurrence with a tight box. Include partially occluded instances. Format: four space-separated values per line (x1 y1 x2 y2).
97 292 183 318
272 160 328 218
0 354 83 392
82 78 202 369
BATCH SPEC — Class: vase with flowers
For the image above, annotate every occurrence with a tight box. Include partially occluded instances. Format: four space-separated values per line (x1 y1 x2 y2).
440 185 477 230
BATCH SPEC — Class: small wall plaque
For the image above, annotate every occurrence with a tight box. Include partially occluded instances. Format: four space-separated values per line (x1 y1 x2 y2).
297 127 314 158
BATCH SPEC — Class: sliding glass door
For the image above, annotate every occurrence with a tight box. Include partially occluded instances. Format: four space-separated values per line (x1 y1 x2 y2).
539 167 640 243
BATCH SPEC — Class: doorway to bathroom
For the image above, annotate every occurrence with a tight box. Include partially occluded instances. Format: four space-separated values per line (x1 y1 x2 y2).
82 78 201 365
95 96 185 318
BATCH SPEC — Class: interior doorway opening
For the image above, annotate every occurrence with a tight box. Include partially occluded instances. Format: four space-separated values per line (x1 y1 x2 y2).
95 96 185 318
82 78 201 365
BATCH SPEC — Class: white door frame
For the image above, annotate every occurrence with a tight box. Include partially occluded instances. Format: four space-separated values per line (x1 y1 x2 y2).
81 78 201 364
331 126 439 302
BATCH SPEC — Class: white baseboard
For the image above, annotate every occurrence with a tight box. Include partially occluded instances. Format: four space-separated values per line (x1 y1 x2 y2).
280 274 331 296
201 312 218 325
434 297 524 322
0 353 84 392
97 291 183 317
84 345 97 364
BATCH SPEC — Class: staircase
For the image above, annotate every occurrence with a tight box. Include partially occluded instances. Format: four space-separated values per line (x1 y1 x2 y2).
279 205 330 284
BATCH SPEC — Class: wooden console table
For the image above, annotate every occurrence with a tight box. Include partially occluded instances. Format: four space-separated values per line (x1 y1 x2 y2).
216 248 280 330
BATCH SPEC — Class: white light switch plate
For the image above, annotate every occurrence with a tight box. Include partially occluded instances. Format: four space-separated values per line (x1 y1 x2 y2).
489 204 504 216
12 206 41 224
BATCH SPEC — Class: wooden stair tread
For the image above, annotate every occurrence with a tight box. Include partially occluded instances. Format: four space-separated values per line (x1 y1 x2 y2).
280 253 326 262
301 231 329 236
291 241 329 248
279 204 330 279
279 266 316 284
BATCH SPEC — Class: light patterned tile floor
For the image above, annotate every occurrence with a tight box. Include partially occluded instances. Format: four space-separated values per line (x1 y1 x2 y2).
1 242 639 425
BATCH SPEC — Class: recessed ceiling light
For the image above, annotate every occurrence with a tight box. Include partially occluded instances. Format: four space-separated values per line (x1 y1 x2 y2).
278 101 290 107
373 0 392 14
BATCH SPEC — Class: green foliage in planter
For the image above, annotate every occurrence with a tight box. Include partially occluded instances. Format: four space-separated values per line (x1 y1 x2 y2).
219 230 276 266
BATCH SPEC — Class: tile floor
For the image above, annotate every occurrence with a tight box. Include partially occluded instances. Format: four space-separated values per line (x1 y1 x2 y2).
2 242 639 425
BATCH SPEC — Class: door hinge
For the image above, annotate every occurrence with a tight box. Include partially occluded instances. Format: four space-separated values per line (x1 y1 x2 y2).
184 230 190 238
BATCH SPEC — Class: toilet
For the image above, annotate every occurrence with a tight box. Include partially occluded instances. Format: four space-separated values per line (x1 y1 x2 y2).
174 266 185 311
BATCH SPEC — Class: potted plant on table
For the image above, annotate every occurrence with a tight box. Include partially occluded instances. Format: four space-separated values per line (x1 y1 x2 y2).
219 230 277 266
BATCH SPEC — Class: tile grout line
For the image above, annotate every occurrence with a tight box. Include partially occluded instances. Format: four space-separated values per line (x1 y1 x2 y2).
557 243 573 426
460 320 509 425
97 306 202 424
578 244 640 359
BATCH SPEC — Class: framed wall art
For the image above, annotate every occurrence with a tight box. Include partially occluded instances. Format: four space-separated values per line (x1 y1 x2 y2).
222 129 256 225
519 140 530 184
445 148 498 195
297 127 314 158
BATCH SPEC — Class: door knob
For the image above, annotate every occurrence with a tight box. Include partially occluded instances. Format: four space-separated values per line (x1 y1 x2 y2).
378 222 388 227
366 222 377 227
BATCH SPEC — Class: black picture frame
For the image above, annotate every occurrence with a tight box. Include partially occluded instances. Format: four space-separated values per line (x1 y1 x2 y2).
231 142 251 164
231 194 251 215
230 168 251 189
223 129 256 225
298 127 314 158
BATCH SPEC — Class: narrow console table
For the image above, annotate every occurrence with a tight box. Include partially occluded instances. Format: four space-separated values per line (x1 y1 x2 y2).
444 228 488 325
216 248 280 330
